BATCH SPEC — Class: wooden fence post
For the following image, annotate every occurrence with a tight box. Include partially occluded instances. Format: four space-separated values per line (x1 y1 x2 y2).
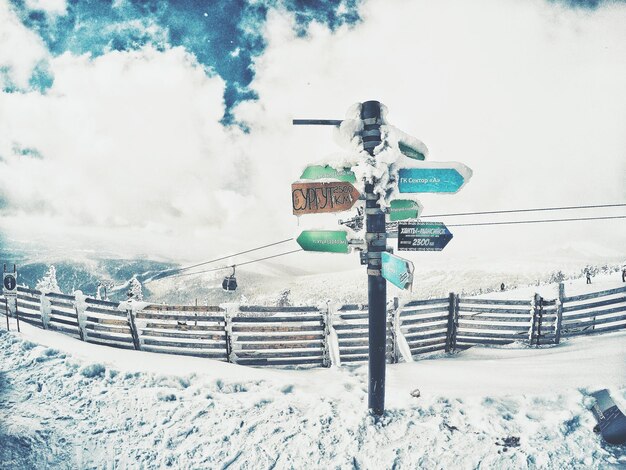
388 297 400 364
321 302 342 367
126 304 141 350
223 306 234 363
40 293 50 330
73 291 88 342
555 282 564 344
321 303 332 367
445 293 459 353
530 293 544 346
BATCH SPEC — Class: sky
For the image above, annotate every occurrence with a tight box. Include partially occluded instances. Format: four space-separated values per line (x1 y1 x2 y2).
0 0 625 273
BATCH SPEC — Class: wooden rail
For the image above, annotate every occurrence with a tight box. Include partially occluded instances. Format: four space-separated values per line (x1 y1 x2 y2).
2 282 624 367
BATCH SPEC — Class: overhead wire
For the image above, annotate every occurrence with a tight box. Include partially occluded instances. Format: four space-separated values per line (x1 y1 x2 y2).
151 238 294 278
153 249 303 281
146 202 625 282
447 214 626 227
421 202 626 218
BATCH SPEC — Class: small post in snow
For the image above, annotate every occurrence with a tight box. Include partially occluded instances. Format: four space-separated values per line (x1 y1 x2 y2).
3 296 8 331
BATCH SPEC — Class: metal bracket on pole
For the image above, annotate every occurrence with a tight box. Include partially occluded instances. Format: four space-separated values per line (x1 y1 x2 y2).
292 119 342 126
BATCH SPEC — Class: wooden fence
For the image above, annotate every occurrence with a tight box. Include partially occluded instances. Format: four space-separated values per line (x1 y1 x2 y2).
1 283 625 368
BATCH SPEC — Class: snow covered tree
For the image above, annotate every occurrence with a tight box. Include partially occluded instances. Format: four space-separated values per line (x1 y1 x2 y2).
276 289 291 307
36 265 61 293
549 270 565 284
582 264 599 278
127 276 143 301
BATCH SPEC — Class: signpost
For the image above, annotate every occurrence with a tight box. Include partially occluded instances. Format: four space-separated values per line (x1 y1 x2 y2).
296 230 350 254
387 199 422 222
300 165 356 183
398 141 426 161
381 252 414 290
3 273 16 293
291 101 471 417
397 222 453 251
398 165 470 193
2 264 18 331
292 181 360 215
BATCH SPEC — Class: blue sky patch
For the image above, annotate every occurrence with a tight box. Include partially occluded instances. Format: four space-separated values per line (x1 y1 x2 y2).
8 0 362 124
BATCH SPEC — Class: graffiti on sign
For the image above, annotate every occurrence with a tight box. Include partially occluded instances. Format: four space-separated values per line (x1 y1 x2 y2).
292 181 360 215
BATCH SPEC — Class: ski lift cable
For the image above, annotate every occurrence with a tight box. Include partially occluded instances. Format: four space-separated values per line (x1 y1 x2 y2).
421 203 626 219
143 213 624 284
148 202 625 283
150 249 304 281
153 238 294 277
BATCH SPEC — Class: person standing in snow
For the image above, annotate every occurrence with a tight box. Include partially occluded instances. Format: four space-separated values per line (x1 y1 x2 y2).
500 282 505 291
586 270 592 284
622 267 626 283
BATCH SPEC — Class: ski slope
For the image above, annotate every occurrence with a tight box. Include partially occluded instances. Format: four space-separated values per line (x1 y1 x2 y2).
1 277 625 469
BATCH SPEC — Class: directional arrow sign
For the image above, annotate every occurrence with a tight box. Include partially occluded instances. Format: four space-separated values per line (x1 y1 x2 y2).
296 230 350 254
387 199 423 222
300 165 356 183
398 141 426 161
397 222 453 251
381 252 414 290
387 125 428 161
398 163 472 193
292 181 360 215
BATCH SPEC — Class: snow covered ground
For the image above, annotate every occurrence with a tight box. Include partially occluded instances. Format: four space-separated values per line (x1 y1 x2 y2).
1 279 625 469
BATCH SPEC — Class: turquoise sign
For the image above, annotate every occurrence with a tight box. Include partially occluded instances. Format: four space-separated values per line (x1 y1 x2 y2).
388 199 422 222
398 168 467 193
296 230 350 254
398 141 426 161
300 165 356 183
381 252 414 290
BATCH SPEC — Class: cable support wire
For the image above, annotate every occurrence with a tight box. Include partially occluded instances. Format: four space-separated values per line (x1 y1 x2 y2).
155 214 624 281
151 238 294 279
421 202 626 219
148 202 625 282
446 214 626 227
150 249 304 281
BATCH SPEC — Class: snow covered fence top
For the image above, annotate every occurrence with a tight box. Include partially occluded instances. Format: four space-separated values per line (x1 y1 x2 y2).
1 283 625 368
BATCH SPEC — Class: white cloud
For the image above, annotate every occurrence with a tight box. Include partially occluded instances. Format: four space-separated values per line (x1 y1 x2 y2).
0 0 625 271
0 1 48 88
0 46 259 258
24 0 67 15
234 0 626 266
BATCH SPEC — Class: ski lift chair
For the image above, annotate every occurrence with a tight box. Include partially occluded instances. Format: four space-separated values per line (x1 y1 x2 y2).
222 266 237 291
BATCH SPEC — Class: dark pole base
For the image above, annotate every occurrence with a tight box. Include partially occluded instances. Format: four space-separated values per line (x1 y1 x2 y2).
368 272 387 415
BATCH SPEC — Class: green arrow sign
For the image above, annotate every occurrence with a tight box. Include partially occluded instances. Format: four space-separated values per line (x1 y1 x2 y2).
398 141 426 161
300 165 356 183
296 230 350 254
388 199 423 222
381 252 414 290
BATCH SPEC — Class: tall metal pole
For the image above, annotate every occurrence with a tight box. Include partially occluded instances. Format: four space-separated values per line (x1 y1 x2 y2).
361 100 387 415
